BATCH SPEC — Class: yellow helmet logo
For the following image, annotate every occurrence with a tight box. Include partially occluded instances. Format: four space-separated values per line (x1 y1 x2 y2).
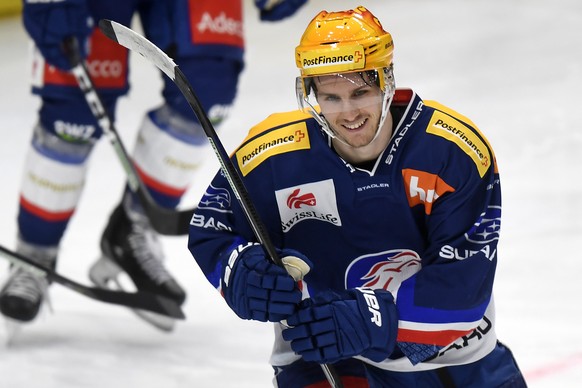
300 44 365 76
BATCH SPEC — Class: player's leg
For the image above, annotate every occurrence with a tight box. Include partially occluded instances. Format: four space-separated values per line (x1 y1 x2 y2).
442 341 527 387
273 358 369 387
361 341 527 387
0 0 133 324
0 95 108 323
90 0 244 321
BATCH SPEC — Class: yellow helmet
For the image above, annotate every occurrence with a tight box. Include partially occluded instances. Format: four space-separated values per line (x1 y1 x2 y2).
295 6 394 77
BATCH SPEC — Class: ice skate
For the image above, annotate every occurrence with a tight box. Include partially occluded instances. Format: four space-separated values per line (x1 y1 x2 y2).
0 241 56 343
89 204 186 331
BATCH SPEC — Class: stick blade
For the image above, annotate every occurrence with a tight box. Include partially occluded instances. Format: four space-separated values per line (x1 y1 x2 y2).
0 244 185 319
98 19 118 43
74 286 186 320
133 293 186 320
142 205 193 236
98 19 177 80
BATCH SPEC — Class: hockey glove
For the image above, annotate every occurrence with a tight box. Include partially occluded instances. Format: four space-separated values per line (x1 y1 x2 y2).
23 0 93 70
222 243 310 322
282 288 398 364
255 0 308 21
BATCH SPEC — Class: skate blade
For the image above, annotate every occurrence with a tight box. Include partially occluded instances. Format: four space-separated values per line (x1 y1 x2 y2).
131 308 176 332
89 256 176 332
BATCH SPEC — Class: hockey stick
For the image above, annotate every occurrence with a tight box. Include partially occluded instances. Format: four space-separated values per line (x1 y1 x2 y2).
0 244 185 319
98 20 343 388
61 37 193 236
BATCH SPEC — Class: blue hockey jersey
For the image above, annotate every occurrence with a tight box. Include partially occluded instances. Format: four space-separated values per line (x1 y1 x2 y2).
188 89 501 371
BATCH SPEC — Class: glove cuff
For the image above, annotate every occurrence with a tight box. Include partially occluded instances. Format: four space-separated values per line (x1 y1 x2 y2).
354 288 398 362
222 242 260 289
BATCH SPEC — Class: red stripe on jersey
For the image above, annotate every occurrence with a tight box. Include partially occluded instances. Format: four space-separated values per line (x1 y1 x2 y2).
397 327 474 346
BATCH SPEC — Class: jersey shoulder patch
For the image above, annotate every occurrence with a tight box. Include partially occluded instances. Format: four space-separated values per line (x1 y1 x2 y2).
236 110 312 176
424 100 493 178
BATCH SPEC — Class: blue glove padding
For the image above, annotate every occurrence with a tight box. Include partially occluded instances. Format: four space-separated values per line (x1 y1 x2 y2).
222 243 307 322
23 0 93 70
255 0 308 21
282 288 398 364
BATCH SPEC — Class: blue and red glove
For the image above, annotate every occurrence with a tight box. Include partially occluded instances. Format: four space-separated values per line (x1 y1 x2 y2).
23 0 93 70
255 0 308 21
282 288 398 364
222 243 310 322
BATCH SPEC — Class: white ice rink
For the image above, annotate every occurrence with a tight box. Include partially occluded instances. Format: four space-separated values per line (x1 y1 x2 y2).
1 0 581 386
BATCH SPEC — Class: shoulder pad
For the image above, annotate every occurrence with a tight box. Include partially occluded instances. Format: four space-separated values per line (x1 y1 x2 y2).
424 100 495 178
235 110 312 176
245 110 312 139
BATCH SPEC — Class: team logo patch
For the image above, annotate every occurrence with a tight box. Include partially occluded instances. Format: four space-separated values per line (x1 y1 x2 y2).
275 179 341 233
465 205 501 244
427 111 491 177
346 249 421 294
287 188 316 208
198 184 232 213
236 123 310 176
402 169 455 215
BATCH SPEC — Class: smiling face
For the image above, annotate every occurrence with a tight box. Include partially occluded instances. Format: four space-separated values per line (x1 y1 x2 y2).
313 71 393 163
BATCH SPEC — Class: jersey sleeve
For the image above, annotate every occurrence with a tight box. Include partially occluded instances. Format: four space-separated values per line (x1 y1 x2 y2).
187 110 309 291
187 168 256 291
394 102 501 364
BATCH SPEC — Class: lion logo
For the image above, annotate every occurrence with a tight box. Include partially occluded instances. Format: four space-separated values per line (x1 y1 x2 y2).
346 249 422 294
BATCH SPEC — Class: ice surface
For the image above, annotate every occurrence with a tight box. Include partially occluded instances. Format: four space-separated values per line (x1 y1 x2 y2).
0 0 581 386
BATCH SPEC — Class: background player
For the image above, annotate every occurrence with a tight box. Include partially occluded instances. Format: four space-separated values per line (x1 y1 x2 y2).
0 0 308 331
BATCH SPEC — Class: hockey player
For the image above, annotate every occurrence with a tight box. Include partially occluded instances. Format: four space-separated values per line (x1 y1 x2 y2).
187 6 527 386
0 0 308 330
